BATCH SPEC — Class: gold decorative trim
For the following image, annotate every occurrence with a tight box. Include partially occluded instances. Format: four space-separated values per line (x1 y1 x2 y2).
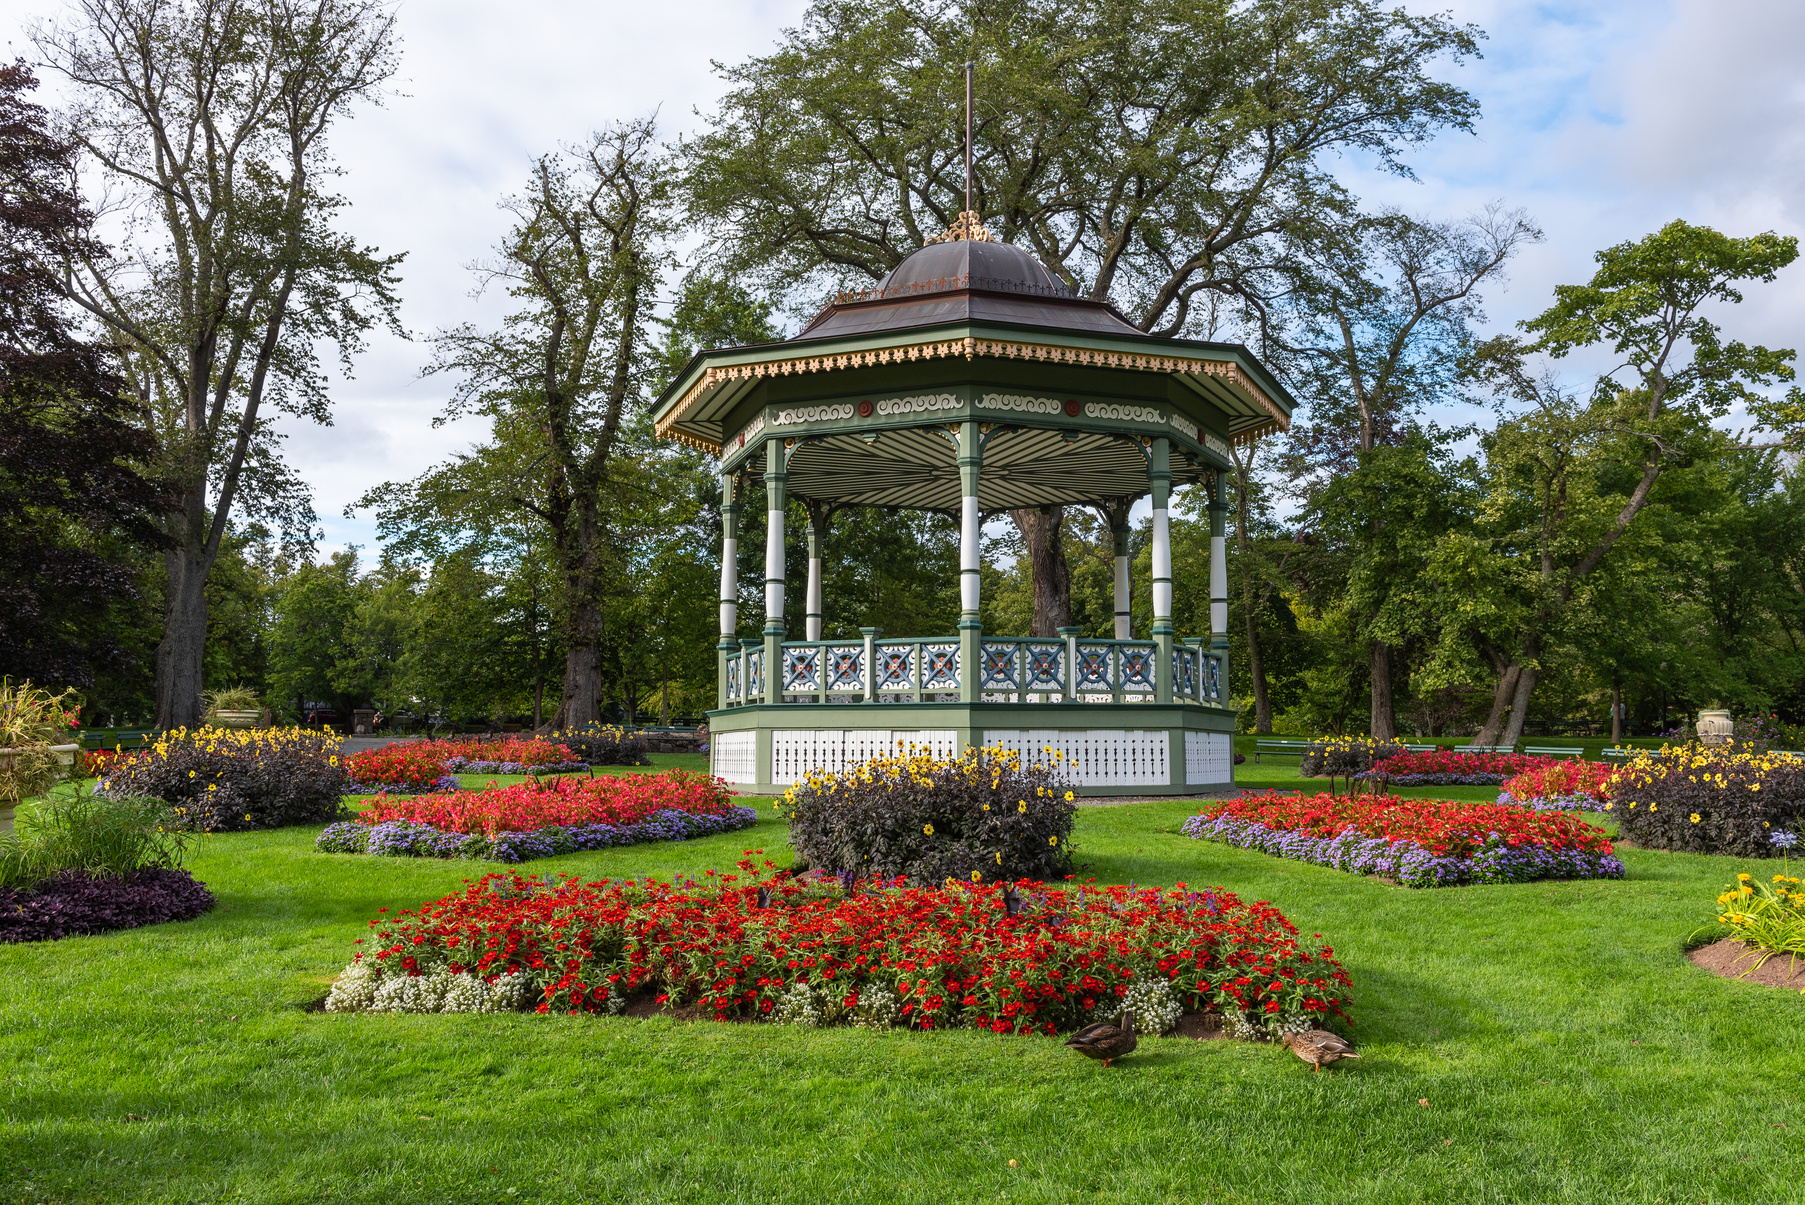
931 210 997 243
657 334 1288 453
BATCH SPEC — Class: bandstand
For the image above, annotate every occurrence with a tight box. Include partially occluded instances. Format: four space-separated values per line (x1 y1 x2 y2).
652 214 1295 796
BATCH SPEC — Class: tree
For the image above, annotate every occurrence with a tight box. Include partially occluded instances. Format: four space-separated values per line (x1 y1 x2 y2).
1283 206 1538 736
1461 221 1802 744
0 61 167 691
683 0 1484 629
33 0 403 729
267 551 358 720
420 120 670 730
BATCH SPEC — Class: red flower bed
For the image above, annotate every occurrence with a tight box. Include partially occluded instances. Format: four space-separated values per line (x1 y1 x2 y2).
342 857 1352 1033
346 737 582 792
1500 760 1618 809
1360 749 1553 785
1196 792 1614 858
357 770 735 835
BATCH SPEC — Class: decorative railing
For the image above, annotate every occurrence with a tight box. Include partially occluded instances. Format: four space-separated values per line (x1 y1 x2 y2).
726 633 1224 707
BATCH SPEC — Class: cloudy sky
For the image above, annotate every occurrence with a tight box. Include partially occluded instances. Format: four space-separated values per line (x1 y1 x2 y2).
4 0 1802 556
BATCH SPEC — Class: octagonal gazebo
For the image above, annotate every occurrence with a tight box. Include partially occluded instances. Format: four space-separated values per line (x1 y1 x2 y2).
652 214 1294 795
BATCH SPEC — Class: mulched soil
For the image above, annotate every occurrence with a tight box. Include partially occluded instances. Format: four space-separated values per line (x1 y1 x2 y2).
1688 937 1805 990
1172 1012 1228 1040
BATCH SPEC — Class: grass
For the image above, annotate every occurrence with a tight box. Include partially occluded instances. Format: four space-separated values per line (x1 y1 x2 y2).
1 764 1800 1203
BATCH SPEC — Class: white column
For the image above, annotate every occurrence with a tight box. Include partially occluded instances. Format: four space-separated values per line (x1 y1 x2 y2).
957 420 982 705
1151 508 1172 623
1149 438 1174 705
1210 532 1228 638
719 478 739 640
805 509 825 642
1112 522 1132 639
762 438 787 706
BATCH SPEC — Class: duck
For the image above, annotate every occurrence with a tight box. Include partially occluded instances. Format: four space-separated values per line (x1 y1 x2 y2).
1280 1029 1359 1073
1065 1011 1137 1068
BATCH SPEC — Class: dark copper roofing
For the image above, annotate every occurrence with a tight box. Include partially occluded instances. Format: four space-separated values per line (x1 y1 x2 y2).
795 238 1146 342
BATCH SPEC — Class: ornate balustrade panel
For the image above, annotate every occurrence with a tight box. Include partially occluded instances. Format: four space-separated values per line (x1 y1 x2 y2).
711 730 758 782
727 636 1219 706
984 728 1171 786
783 646 821 693
1183 731 1234 785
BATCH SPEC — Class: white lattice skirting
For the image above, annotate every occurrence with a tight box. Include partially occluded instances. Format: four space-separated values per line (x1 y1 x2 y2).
711 730 758 784
768 729 962 785
1183 731 1234 785
983 729 1171 786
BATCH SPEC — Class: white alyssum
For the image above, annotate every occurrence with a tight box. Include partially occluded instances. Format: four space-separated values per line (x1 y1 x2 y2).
772 981 826 1026
1091 977 1184 1036
323 961 532 1014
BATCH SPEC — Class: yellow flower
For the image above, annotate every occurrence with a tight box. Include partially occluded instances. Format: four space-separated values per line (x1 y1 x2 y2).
1064 791 1075 802
1738 873 1752 881
1604 802 1614 810
970 871 982 883
923 824 934 835
1690 814 1701 823
1049 836 1058 846
1649 803 1657 812
995 853 1003 864
982 804 990 811
1018 801 1028 814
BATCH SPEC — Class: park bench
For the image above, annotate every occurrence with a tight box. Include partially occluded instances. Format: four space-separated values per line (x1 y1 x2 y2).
1458 744 1516 755
1399 743 1439 753
1253 739 1311 763
1523 745 1585 760
1601 747 1650 762
80 728 158 751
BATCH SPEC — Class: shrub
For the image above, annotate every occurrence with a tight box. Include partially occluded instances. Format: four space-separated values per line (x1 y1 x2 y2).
782 745 1076 886
1706 868 1805 963
323 863 1353 1037
1605 747 1805 857
1499 760 1618 811
549 727 651 767
97 726 349 832
1298 736 1406 782
1183 792 1622 888
1359 749 1551 787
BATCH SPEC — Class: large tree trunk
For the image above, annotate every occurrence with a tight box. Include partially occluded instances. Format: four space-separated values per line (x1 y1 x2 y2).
1245 605 1273 733
1472 662 1521 747
1369 641 1397 739
546 506 605 732
1009 507 1072 636
1499 659 1538 747
1610 682 1623 742
154 544 208 730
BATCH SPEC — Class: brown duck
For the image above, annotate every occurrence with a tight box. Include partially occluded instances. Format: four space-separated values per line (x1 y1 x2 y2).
1065 1011 1137 1068
1281 1029 1359 1072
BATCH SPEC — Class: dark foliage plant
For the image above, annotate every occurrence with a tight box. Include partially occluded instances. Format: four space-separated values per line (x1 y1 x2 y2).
782 745 1076 886
550 727 651 767
1608 747 1805 858
0 867 214 942
99 727 349 832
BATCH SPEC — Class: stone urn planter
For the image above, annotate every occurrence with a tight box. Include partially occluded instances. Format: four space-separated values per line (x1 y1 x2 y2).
1696 710 1734 748
211 710 262 729
0 743 79 832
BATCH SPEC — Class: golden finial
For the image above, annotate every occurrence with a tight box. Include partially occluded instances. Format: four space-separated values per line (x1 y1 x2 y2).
933 210 996 243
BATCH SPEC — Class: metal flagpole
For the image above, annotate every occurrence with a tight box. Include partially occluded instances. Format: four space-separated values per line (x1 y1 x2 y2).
965 60 973 215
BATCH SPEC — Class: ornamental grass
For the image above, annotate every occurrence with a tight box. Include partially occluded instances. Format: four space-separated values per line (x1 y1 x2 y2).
1499 759 1618 811
0 678 81 806
324 857 1352 1039
781 744 1076 887
97 726 348 831
1183 792 1623 888
1604 746 1805 857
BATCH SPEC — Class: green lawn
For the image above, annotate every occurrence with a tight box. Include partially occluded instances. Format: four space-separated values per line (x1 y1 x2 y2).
1 761 1799 1203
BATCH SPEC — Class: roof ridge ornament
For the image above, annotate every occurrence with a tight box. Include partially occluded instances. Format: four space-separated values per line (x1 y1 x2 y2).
932 210 996 244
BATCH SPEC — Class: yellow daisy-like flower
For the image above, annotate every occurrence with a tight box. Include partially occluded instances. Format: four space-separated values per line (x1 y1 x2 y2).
1690 814 1701 823
995 853 1003 865
982 804 990 811
970 871 982 883
1064 791 1075 802
923 824 934 835
1649 803 1657 812
1049 836 1059 846
1604 802 1614 810
1018 801 1028 814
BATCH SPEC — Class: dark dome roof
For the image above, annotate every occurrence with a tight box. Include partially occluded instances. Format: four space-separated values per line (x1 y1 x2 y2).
875 239 1072 299
794 236 1144 342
